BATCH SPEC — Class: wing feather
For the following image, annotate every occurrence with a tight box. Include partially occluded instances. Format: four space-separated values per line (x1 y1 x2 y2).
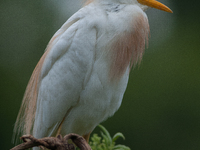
33 17 97 138
13 18 80 142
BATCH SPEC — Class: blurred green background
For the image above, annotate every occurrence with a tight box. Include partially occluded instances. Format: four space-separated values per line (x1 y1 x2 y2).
1 0 200 149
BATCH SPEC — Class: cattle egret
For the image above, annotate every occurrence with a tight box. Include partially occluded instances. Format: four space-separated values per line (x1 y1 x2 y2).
14 0 172 148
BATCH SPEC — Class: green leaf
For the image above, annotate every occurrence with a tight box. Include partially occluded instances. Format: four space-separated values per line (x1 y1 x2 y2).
98 124 112 144
112 132 125 142
113 144 131 150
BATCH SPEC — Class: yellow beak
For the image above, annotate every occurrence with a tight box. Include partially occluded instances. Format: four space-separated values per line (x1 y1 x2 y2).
137 0 173 13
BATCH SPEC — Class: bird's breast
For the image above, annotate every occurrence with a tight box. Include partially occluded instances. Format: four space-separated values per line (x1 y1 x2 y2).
94 4 149 80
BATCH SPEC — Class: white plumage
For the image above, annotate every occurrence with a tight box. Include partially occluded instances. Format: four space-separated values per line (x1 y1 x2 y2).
14 0 172 147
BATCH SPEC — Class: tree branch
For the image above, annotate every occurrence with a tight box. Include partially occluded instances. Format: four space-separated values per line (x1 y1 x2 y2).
11 134 91 150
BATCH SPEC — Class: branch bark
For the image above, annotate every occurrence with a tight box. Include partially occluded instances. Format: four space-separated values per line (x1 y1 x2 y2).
11 134 92 150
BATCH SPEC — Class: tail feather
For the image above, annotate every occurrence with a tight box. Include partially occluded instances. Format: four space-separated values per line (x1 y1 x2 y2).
12 22 65 143
13 51 48 143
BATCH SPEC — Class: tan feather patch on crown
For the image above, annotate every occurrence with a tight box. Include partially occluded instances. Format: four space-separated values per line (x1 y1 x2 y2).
84 0 94 6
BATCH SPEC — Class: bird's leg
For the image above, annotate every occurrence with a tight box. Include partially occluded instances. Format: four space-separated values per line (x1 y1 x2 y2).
56 122 64 137
56 106 74 137
83 132 91 143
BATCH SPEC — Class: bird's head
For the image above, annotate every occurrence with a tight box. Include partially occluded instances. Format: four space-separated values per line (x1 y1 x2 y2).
86 0 172 13
137 0 172 13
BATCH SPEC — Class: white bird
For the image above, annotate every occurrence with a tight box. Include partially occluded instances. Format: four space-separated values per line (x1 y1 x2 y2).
14 0 172 148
